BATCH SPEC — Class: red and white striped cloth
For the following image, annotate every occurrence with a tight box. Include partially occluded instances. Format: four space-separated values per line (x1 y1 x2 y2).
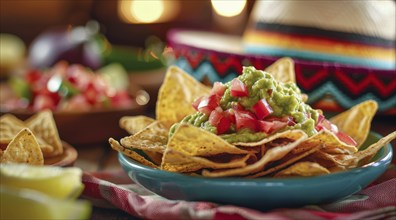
82 166 396 220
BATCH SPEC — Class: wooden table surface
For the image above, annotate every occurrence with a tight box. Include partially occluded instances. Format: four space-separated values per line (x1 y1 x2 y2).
73 114 396 220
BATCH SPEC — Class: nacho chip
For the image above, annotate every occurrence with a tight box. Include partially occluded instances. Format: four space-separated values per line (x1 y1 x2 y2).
0 114 26 144
143 151 163 165
109 138 158 168
1 128 44 165
353 131 396 166
264 57 296 84
119 116 155 135
274 162 330 177
308 131 396 169
330 100 378 149
307 150 358 168
156 66 211 128
302 130 358 154
25 110 63 157
202 130 308 177
247 144 322 178
161 149 251 173
160 149 206 172
120 121 168 154
166 123 248 156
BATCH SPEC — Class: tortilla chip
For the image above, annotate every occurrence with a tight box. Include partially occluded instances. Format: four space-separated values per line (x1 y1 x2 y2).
232 129 308 147
166 123 248 156
274 162 330 177
119 116 155 135
156 66 211 128
109 138 158 168
120 121 168 154
160 149 206 172
264 57 296 84
330 100 378 149
143 151 163 165
307 150 358 168
1 128 44 165
25 110 63 157
247 144 322 178
161 149 251 173
303 130 358 154
354 131 396 166
307 131 396 169
202 130 308 177
0 114 26 144
328 165 347 172
321 147 353 155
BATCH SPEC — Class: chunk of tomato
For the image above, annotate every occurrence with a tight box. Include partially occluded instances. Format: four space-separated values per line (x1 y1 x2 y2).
230 78 248 97
110 91 133 108
211 82 226 97
316 114 325 124
84 82 99 105
192 96 203 111
32 94 57 111
315 119 338 133
336 131 357 146
25 70 42 84
209 109 231 135
253 98 273 120
258 120 273 133
223 109 236 124
209 108 223 126
266 116 295 126
258 120 287 134
234 109 258 132
217 116 231 135
197 94 219 115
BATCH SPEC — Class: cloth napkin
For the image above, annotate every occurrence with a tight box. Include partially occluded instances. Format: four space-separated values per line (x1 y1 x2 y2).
81 166 396 220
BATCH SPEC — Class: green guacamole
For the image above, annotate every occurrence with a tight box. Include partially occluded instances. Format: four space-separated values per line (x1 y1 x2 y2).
169 66 319 143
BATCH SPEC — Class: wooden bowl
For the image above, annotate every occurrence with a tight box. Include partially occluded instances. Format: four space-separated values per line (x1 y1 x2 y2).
0 106 146 147
44 141 78 167
0 82 148 146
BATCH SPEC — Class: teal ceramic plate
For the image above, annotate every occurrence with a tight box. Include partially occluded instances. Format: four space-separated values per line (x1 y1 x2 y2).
118 132 393 210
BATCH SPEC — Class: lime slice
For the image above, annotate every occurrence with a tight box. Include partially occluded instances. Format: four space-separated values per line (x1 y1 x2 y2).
98 63 129 91
0 164 84 199
0 186 91 220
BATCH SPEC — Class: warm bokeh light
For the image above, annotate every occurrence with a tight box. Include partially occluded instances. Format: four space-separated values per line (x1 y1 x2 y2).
211 0 247 17
118 0 178 24
131 0 164 23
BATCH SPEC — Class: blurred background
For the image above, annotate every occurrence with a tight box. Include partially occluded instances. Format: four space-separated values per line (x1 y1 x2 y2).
0 0 254 48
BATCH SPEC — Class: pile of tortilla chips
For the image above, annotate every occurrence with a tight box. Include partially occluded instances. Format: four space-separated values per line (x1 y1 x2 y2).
0 110 63 165
110 58 396 178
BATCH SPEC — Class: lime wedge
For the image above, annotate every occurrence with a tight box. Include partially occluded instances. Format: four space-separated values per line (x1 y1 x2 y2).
0 186 91 220
0 164 84 199
98 63 129 91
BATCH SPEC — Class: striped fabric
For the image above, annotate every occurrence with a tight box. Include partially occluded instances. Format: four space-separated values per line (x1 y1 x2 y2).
243 1 396 70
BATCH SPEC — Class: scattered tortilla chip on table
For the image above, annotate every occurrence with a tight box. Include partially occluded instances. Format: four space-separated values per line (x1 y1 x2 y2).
1 128 44 165
25 110 63 157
